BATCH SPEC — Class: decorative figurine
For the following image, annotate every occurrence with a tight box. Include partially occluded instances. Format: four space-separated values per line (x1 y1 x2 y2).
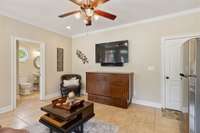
76 50 89 64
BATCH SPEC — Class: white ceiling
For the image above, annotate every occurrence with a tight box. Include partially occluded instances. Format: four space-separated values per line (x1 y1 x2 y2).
0 0 200 37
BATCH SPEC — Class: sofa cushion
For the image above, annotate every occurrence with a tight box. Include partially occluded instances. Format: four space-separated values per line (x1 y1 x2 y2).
63 78 79 87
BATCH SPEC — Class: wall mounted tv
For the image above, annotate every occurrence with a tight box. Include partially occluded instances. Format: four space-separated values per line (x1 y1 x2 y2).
95 40 128 66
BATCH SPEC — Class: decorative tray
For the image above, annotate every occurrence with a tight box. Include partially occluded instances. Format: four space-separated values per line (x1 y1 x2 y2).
52 97 84 112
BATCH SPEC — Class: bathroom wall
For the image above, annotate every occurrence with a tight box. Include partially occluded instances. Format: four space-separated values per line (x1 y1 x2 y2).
18 41 40 82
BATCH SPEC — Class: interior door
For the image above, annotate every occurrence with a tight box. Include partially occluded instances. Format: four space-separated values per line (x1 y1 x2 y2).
164 38 190 111
188 39 198 133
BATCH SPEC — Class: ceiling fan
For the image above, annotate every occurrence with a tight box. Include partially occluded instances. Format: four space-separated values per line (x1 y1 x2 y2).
58 0 117 26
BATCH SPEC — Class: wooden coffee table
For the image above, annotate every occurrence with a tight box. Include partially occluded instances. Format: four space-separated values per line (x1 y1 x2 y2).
39 100 94 133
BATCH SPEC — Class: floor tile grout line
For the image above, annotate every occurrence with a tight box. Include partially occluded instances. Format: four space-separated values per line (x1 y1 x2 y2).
16 115 32 126
0 95 181 132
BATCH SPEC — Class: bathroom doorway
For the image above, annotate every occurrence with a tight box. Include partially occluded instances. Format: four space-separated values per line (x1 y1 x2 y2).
17 40 40 106
11 37 45 110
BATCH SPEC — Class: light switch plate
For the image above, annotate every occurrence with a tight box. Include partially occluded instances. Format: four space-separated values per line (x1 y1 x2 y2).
147 66 155 71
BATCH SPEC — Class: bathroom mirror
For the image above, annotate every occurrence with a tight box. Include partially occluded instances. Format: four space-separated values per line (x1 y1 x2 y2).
33 56 40 69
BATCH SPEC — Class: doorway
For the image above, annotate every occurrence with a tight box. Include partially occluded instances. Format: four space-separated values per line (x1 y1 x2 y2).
11 37 45 110
161 34 200 112
17 40 41 106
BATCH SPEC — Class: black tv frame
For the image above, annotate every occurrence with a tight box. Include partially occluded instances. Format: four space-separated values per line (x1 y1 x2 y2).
95 40 129 66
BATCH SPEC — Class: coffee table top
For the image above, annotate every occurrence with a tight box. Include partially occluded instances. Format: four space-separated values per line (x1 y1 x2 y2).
41 101 93 121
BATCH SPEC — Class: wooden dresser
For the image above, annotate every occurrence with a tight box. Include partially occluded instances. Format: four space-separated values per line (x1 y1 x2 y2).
86 72 134 108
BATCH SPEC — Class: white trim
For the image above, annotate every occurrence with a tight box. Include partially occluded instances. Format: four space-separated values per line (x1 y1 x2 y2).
160 39 166 109
182 107 188 113
80 91 88 96
0 105 12 114
11 36 46 111
40 42 46 100
11 36 17 110
161 33 200 42
160 33 200 111
0 7 199 38
45 92 60 100
72 8 200 38
132 98 162 108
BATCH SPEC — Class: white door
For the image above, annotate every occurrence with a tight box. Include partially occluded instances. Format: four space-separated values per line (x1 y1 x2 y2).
164 38 190 111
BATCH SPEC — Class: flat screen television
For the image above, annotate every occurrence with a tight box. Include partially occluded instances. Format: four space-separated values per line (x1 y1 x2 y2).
96 40 128 66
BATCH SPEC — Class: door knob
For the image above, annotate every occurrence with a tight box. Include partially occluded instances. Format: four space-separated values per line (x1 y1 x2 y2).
180 73 187 77
166 76 170 79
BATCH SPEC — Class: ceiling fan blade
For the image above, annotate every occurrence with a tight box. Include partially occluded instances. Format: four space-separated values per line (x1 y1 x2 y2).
95 10 116 20
58 10 80 18
92 0 110 7
69 0 82 6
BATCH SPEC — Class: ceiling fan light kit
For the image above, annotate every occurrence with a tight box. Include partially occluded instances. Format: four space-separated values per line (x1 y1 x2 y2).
59 0 117 26
74 12 81 19
94 14 99 20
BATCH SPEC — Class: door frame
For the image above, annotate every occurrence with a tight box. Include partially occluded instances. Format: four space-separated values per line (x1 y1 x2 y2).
11 36 46 110
161 33 200 111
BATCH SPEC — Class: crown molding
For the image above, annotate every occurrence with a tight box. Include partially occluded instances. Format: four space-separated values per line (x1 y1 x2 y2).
0 7 199 39
0 11 71 39
72 7 200 38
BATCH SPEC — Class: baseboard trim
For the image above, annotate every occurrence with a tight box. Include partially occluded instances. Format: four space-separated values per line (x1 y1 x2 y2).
181 107 188 113
82 92 88 96
132 98 162 108
0 105 12 114
45 92 60 100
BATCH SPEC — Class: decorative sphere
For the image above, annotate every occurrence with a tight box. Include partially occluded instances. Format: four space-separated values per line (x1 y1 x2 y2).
68 91 75 99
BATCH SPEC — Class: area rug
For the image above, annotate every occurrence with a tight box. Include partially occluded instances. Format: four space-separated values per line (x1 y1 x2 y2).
26 119 118 133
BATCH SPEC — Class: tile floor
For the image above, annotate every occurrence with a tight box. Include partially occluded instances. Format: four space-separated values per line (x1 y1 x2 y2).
0 94 182 133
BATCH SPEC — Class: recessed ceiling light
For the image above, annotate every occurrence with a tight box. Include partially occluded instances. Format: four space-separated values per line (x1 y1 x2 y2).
74 12 81 19
66 26 71 30
83 19 88 24
94 14 99 21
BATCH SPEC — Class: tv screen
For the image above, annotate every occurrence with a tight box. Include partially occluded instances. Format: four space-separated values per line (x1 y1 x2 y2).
96 40 128 64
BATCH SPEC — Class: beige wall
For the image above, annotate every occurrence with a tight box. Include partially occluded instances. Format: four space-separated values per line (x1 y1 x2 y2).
0 11 199 108
0 15 72 108
72 12 200 104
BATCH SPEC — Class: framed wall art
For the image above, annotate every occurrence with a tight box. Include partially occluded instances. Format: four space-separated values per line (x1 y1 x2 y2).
57 48 64 72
